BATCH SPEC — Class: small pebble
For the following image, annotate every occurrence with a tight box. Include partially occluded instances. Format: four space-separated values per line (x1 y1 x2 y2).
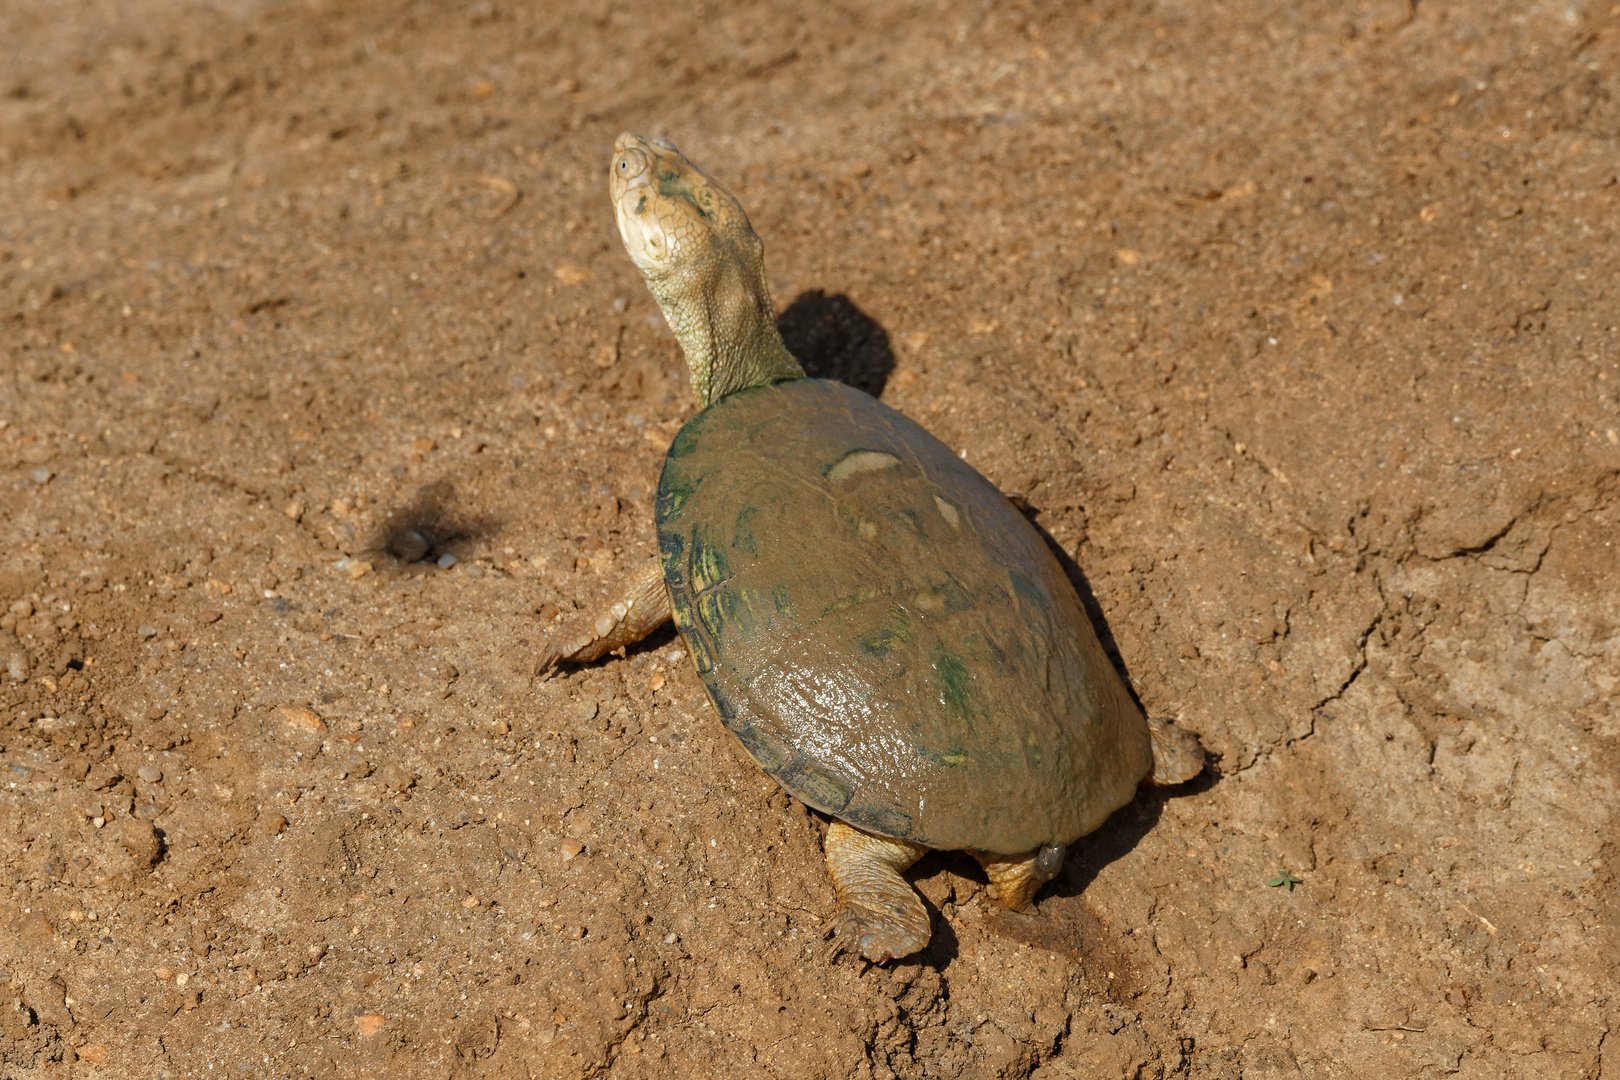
278 705 327 732
122 820 161 867
376 762 415 793
17 910 52 938
461 896 480 909
664 933 678 944
154 967 174 982
137 624 158 639
28 466 52 485
647 671 666 692
388 528 431 562
560 840 585 861
260 813 287 836
6 651 27 683
283 499 305 521
198 609 222 624
137 765 163 784
357 1013 386 1037
412 437 436 452
573 700 599 723
146 707 167 720
345 560 374 580
85 763 120 790
436 554 458 569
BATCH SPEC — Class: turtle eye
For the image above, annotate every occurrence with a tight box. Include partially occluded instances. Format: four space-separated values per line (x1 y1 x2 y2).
614 147 652 182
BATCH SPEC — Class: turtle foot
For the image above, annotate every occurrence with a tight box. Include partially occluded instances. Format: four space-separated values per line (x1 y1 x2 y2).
835 897 931 963
972 842 1066 912
823 821 931 963
1146 716 1206 786
533 559 671 678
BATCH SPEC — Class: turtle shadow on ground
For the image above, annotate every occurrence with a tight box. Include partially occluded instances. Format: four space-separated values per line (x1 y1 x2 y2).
777 290 896 399
369 479 498 572
1047 772 1216 907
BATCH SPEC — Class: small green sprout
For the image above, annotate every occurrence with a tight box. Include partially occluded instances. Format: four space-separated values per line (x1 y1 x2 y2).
1268 871 1303 891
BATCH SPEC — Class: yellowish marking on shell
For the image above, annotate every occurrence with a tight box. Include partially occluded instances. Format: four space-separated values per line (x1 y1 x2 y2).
828 450 902 484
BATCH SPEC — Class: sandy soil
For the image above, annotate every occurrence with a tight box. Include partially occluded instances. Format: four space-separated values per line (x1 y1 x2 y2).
2 1 1618 1076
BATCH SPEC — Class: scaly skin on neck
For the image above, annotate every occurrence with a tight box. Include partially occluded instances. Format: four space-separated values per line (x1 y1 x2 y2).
609 132 804 408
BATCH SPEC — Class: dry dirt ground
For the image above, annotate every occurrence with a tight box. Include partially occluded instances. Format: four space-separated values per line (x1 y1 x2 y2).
2 1 1618 1077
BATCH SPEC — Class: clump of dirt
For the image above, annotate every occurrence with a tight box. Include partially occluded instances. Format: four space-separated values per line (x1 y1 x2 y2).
1 1 1616 1077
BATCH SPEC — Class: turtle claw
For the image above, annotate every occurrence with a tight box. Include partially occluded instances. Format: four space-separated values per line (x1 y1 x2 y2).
531 625 590 678
834 903 929 964
533 631 591 678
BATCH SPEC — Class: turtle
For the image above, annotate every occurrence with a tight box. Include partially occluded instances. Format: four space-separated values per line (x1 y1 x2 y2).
536 132 1206 962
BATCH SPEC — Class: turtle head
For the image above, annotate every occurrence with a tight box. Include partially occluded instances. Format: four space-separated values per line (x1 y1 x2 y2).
610 133 755 277
610 132 802 407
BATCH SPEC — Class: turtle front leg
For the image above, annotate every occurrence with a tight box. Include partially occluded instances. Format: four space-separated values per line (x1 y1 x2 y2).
535 558 671 674
971 842 1066 911
824 821 931 962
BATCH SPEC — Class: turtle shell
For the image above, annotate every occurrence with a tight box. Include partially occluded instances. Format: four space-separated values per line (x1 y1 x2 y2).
656 378 1151 854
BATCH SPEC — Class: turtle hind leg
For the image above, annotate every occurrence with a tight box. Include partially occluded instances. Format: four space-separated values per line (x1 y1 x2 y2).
971 842 1066 911
1146 715 1206 786
824 821 931 962
535 557 671 675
